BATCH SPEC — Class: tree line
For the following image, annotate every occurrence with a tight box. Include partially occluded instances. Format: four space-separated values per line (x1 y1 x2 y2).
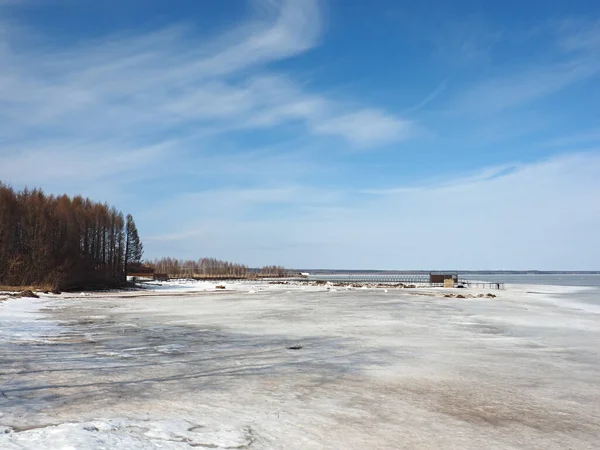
148 257 249 277
147 257 287 277
258 265 287 277
0 184 143 290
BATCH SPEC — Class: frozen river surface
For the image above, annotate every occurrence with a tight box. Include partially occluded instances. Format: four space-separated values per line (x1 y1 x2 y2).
1 281 599 449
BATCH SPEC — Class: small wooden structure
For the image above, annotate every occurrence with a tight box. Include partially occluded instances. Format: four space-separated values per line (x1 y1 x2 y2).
429 272 459 284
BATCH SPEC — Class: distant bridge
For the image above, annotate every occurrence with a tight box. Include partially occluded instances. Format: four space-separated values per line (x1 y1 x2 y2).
303 274 504 289
308 274 429 284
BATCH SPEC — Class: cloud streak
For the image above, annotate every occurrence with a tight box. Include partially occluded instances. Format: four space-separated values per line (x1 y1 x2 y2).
457 57 600 113
453 18 600 114
0 0 412 192
144 152 600 270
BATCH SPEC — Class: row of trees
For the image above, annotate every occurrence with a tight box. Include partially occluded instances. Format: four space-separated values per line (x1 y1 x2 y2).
148 257 250 277
259 265 287 277
147 258 288 278
0 184 143 290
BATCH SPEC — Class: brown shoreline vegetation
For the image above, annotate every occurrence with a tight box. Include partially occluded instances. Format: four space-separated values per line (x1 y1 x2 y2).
0 184 143 291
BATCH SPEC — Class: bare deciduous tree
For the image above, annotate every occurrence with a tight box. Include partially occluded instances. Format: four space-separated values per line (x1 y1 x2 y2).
0 183 141 290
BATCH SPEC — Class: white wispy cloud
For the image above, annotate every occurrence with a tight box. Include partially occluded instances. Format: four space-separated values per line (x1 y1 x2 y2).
0 0 412 191
432 16 502 63
0 139 175 183
557 18 600 52
144 152 600 270
404 79 448 113
453 18 600 114
457 57 600 113
313 110 413 146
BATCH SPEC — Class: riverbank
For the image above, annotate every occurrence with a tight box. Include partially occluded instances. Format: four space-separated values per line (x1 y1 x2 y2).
1 281 599 449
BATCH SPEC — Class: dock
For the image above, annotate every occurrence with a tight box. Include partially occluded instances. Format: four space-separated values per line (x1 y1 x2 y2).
301 274 504 289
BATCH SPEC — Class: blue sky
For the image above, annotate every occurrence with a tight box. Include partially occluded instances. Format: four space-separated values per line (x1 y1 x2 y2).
1 0 599 270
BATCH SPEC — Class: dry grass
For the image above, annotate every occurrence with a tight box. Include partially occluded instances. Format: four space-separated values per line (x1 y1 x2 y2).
0 284 53 292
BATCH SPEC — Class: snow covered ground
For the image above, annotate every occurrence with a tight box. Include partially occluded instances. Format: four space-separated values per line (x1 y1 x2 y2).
0 293 61 346
1 282 599 449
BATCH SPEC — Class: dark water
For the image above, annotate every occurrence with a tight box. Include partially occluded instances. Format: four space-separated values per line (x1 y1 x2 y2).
465 274 600 287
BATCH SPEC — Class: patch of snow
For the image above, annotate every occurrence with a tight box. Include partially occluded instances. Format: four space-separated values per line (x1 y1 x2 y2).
0 297 60 345
0 418 254 450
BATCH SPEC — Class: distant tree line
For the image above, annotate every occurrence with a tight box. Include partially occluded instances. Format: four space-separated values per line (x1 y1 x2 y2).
0 184 143 290
147 258 288 278
258 265 287 277
148 257 249 277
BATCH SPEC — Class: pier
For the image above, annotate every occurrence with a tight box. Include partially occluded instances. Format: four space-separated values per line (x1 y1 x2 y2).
302 273 504 289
